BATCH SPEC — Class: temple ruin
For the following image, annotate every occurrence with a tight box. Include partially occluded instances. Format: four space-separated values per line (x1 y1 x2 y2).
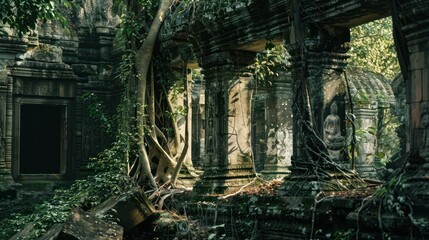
1 0 428 239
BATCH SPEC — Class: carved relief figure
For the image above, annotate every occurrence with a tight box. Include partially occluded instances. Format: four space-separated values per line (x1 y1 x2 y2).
419 104 429 161
276 125 292 165
275 126 287 159
0 97 5 162
227 78 252 164
323 101 345 159
266 128 276 161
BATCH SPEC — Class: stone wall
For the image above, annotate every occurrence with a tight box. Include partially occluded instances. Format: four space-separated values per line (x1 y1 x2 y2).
0 0 119 188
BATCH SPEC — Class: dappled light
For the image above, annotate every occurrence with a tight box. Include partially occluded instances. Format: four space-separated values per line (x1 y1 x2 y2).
0 0 428 239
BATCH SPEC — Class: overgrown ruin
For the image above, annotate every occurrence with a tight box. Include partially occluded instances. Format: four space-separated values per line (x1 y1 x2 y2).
0 0 428 239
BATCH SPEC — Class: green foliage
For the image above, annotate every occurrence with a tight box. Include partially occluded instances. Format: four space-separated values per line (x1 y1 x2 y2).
353 108 400 167
374 174 408 218
252 42 290 86
196 0 252 16
0 0 71 36
0 143 134 239
376 108 400 165
349 17 400 80
82 92 114 135
114 0 160 48
333 229 355 239
0 85 135 239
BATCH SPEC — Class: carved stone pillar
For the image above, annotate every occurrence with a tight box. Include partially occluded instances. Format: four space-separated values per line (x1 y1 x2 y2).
261 71 293 179
194 51 256 194
0 69 13 186
281 23 357 195
0 35 26 196
191 77 205 170
392 0 429 231
251 87 267 172
353 107 378 179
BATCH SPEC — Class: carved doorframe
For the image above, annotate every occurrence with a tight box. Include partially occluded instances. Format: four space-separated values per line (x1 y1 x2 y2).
12 97 72 180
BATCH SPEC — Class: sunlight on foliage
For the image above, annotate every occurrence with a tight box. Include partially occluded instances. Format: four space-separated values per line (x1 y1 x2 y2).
349 17 400 80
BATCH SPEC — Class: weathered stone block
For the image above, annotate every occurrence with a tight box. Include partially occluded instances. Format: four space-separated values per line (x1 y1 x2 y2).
411 69 422 103
21 44 63 63
91 188 156 232
58 208 123 240
410 51 426 70
37 223 63 240
71 64 98 77
423 68 429 101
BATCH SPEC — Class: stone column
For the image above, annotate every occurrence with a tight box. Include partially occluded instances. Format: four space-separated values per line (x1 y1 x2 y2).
353 107 378 179
0 34 26 195
281 23 357 195
251 86 267 172
261 71 293 179
0 70 11 183
194 51 256 194
392 0 429 229
191 77 205 170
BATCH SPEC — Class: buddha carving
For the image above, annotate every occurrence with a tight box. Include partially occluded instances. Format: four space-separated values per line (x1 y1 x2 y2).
419 104 429 161
323 101 345 159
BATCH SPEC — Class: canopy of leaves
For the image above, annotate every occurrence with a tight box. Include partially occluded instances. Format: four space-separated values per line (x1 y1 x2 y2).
0 0 70 35
349 17 400 80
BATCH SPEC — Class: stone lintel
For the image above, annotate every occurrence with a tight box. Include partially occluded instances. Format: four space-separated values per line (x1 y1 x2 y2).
13 78 75 98
11 67 76 81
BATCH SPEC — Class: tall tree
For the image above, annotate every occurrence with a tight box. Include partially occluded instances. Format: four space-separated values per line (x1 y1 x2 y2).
134 0 176 189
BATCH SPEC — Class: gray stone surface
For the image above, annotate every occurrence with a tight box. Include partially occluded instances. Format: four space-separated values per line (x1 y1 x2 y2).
58 208 123 240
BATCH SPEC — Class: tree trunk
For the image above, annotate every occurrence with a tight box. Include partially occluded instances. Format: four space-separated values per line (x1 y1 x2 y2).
171 62 191 186
135 0 175 189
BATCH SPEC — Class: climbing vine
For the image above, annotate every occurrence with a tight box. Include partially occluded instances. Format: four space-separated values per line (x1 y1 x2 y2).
252 42 290 86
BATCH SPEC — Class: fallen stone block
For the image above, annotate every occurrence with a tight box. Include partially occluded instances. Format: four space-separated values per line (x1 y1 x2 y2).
91 188 156 232
8 223 34 240
57 208 123 240
37 224 63 240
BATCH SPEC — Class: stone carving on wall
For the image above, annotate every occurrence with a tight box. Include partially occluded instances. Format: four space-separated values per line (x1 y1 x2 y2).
0 94 5 163
205 80 217 166
77 0 120 28
266 125 292 165
323 101 345 159
19 44 63 63
275 125 292 165
227 78 252 164
266 128 277 158
419 102 429 161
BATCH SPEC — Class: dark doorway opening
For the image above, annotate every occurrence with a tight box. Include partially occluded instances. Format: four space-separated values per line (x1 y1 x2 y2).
20 105 62 174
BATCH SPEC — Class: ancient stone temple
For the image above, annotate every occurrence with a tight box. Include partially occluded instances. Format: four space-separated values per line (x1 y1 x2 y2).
0 0 119 195
2 0 429 239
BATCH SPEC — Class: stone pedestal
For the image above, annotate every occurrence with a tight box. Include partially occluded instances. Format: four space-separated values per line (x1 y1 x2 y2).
194 51 256 194
261 71 293 179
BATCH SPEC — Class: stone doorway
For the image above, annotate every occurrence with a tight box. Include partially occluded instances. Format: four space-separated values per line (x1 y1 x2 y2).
20 105 62 174
13 98 71 179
